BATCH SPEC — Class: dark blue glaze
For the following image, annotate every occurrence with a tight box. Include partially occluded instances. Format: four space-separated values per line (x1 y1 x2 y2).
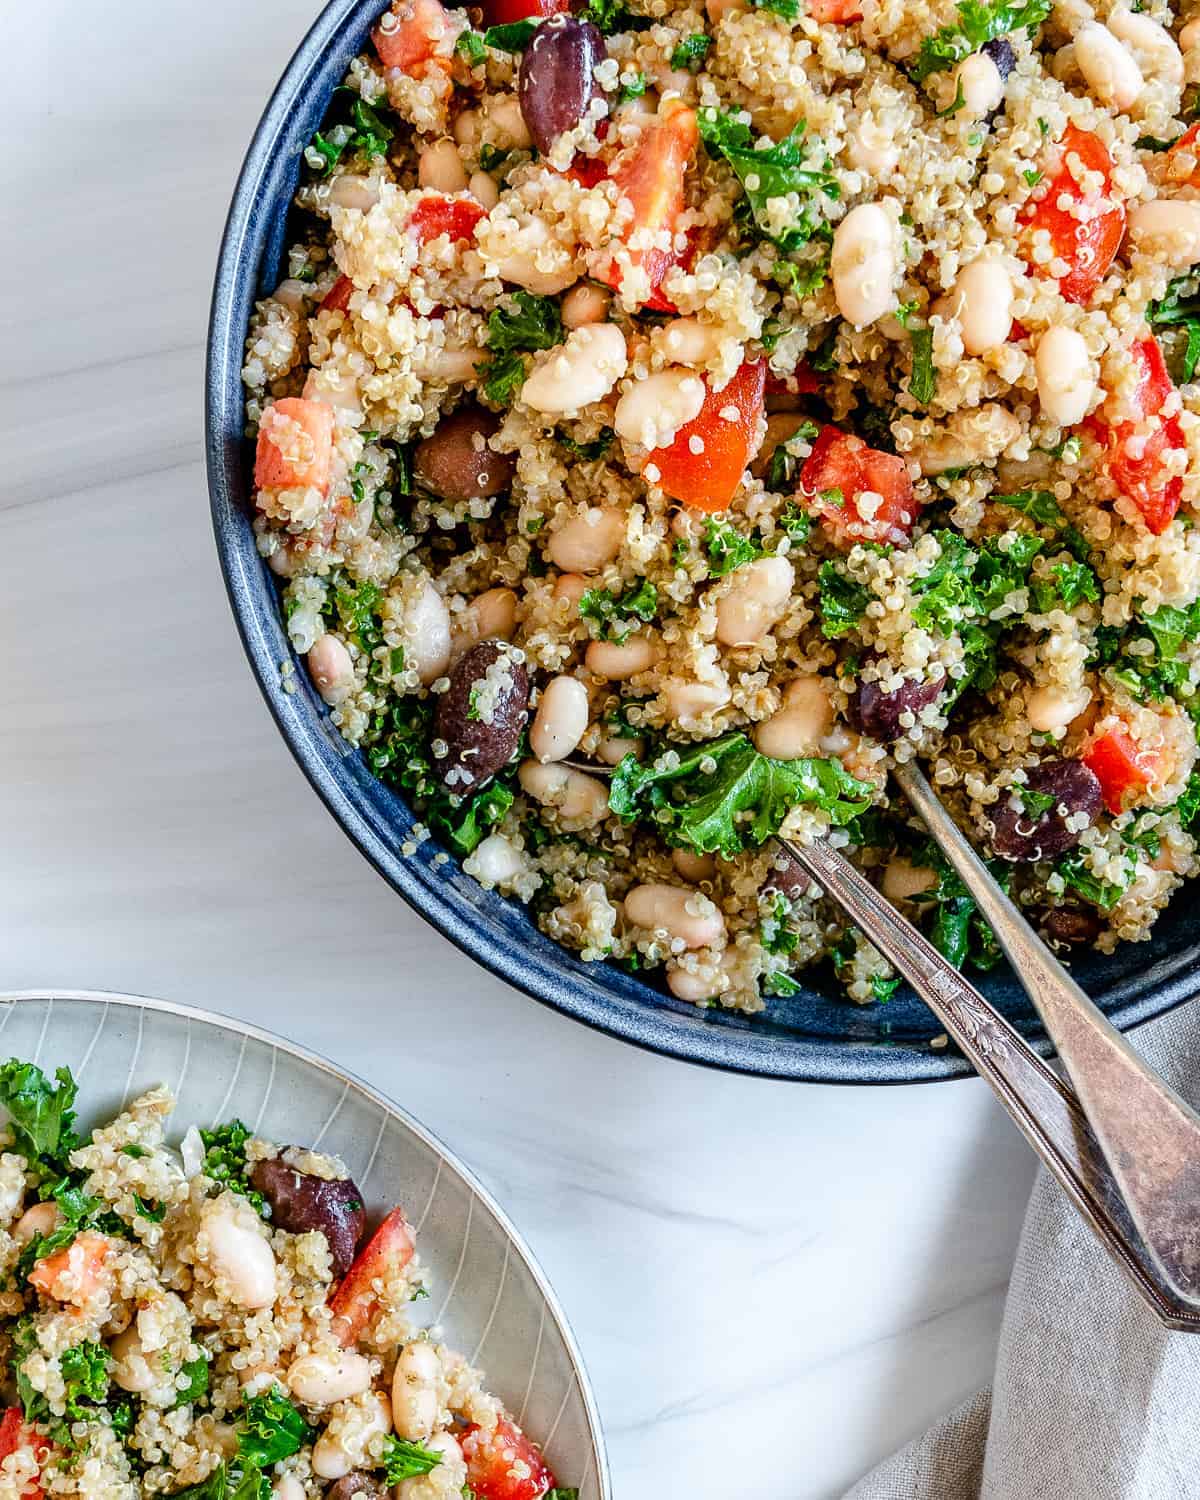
206 0 1200 1083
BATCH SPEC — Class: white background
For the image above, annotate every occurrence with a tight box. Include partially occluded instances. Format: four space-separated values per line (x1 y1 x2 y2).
2 5 1039 1493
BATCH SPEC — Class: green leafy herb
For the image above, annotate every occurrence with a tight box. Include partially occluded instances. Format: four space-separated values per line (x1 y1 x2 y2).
908 0 1051 80
910 531 977 632
991 488 1089 561
817 561 870 637
348 95 394 159
1016 786 1057 819
935 76 967 118
1056 850 1130 911
770 254 830 300
379 1436 444 1483
61 1341 110 1420
1174 767 1200 828
670 33 711 70
479 351 528 406
872 973 902 1003
456 27 488 62
133 1194 165 1223
478 292 564 405
577 0 652 32
167 1463 269 1500
1023 167 1043 186
558 428 615 460
698 110 838 250
199 1121 267 1218
578 580 659 642
765 420 819 492
481 19 539 49
121 1144 148 1159
1136 133 1179 152
1031 559 1100 613
704 518 763 576
777 503 813 545
618 73 648 104
760 891 800 956
324 577 383 653
546 1491 581 1499
750 0 800 16
1149 274 1200 385
10 1324 110 1443
173 1356 210 1410
306 130 346 176
907 326 937 406
477 143 511 174
910 844 1007 970
609 732 873 857
0 1061 79 1167
238 1387 314 1468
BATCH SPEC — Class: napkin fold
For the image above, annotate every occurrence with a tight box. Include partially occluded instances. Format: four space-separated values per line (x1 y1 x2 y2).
844 1002 1200 1500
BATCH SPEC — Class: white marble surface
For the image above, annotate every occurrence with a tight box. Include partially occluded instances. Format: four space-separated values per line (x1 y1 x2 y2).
3 4 1041 1494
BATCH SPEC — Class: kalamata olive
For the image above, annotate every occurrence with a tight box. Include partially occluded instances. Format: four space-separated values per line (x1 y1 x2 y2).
248 1157 366 1279
413 407 513 504
518 15 604 156
986 758 1103 863
434 640 530 793
1040 906 1104 946
762 853 820 907
982 37 1016 78
847 667 946 743
326 1475 383 1500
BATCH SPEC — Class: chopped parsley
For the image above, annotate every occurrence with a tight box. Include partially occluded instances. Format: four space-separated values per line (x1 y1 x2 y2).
908 0 1052 82
379 1436 444 1483
577 0 652 32
199 1120 267 1218
133 1194 165 1223
609 732 873 857
670 33 711 70
323 576 383 654
698 110 838 250
578 580 658 642
750 0 801 16
11 1324 110 1444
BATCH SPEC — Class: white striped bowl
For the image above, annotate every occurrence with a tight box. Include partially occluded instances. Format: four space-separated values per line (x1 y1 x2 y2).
0 991 608 1499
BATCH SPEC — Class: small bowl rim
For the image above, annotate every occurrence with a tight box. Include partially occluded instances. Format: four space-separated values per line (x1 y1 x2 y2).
204 0 1200 1086
0 987 611 1497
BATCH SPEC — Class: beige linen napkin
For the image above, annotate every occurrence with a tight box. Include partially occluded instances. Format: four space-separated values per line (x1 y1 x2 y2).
844 1001 1200 1500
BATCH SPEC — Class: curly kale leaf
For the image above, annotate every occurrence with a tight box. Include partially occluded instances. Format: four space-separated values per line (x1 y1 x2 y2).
698 111 838 250
0 1061 80 1168
908 0 1051 81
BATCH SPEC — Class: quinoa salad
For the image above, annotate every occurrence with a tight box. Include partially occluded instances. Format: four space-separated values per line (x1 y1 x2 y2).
244 0 1200 1012
0 1061 573 1500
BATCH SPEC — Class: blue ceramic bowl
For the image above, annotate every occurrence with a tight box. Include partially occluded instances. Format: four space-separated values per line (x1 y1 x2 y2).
206 0 1200 1082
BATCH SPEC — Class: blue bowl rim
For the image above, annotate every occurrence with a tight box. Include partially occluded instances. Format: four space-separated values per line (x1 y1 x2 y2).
205 0 1200 1085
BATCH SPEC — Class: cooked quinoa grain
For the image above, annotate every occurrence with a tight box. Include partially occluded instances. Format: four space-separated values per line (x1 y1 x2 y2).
245 0 1200 1013
0 1060 567 1500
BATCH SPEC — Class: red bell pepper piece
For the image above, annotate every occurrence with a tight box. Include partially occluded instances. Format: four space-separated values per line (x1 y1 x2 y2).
1018 124 1125 306
800 424 918 547
320 275 354 314
645 359 766 511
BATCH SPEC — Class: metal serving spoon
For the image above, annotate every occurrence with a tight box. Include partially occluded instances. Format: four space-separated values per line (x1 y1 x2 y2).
892 756 1200 1316
563 755 1200 1325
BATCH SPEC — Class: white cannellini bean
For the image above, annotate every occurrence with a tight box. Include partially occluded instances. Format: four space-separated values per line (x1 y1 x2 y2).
947 259 1012 356
307 635 355 707
411 345 480 384
561 283 612 329
654 317 724 366
661 678 731 723
554 572 590 609
484 93 532 150
1073 22 1144 111
673 848 716 882
613 369 706 449
1025 682 1092 734
273 278 311 312
831 202 899 328
1128 198 1200 268
531 675 590 762
752 677 833 759
518 761 611 822
453 110 481 148
469 170 500 209
666 964 719 1001
303 365 361 412
110 1325 157 1395
914 403 1021 475
1108 7 1183 85
418 140 469 193
847 114 898 178
327 174 380 212
624 883 726 949
881 857 939 902
468 833 527 885
391 1342 441 1442
286 1351 373 1408
521 324 628 415
486 217 579 295
586 634 661 680
13 1201 60 1247
547 509 625 573
951 51 1005 115
204 1201 277 1310
449 587 518 663
596 733 641 765
715 557 794 647
312 1393 391 1480
1035 326 1096 427
273 1477 305 1500
405 579 453 685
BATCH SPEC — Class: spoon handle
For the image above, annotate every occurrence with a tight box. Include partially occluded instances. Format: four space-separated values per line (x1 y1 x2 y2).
779 834 1200 1328
892 757 1200 1309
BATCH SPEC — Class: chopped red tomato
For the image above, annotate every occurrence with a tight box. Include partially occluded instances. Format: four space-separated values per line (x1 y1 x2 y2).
1018 124 1125 306
461 1418 555 1500
372 0 453 74
1008 319 1030 343
766 363 820 399
0 1410 45 1500
28 1232 110 1308
481 0 568 23
645 359 766 511
599 100 698 310
800 425 918 547
254 398 335 495
320 275 353 314
1083 727 1157 814
329 1207 415 1346
1163 121 1200 188
1086 337 1184 535
808 0 863 20
408 194 487 246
